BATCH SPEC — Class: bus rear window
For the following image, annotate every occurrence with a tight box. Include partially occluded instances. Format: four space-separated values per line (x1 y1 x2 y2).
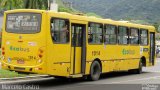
6 13 41 34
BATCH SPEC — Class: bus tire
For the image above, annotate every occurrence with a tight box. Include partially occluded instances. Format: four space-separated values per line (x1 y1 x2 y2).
136 60 143 74
131 60 142 74
89 61 101 81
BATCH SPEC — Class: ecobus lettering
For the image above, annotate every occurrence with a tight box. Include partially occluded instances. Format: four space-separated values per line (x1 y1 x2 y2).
122 49 135 55
10 46 30 52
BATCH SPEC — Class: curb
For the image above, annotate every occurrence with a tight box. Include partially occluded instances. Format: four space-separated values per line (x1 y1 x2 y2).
0 75 49 80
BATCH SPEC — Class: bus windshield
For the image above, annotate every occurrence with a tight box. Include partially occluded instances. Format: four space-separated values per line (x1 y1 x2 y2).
6 13 41 34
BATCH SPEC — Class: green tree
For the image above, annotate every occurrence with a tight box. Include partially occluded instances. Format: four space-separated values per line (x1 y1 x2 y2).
24 0 48 9
0 0 49 10
0 0 81 14
0 0 23 10
58 6 73 13
86 12 102 18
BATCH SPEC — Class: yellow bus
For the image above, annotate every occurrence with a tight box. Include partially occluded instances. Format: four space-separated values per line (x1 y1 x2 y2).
1 9 156 80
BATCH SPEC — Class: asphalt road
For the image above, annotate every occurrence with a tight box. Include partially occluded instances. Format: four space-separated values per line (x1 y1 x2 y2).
1 59 160 90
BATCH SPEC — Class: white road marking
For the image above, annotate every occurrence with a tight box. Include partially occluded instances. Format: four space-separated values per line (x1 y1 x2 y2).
110 75 160 84
145 71 160 73
0 77 54 84
156 60 160 63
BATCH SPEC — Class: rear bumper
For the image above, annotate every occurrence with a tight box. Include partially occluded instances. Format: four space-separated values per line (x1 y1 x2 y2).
1 61 46 74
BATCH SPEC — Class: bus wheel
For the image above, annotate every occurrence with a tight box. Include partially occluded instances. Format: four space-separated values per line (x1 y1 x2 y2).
131 60 142 74
136 60 143 74
89 61 101 81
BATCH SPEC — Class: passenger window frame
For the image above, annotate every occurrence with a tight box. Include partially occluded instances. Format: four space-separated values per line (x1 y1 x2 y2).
140 29 148 46
130 27 139 45
104 24 117 45
118 26 129 45
88 22 103 45
50 17 70 44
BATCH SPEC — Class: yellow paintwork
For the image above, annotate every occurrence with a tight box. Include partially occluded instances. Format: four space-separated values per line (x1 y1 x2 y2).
1 9 156 77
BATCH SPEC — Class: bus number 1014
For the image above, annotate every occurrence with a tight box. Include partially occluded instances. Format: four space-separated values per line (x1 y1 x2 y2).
92 51 100 56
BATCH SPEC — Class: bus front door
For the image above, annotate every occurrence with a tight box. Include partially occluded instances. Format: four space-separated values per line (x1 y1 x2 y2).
150 32 155 65
71 24 86 75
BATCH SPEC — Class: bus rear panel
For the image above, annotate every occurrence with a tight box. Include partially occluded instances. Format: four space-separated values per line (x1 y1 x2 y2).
1 10 46 74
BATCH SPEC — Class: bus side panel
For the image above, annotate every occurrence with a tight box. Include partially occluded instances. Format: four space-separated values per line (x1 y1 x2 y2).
46 14 71 77
85 44 142 74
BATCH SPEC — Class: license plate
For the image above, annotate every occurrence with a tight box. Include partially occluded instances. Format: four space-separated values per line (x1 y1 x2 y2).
17 60 24 64
14 67 25 70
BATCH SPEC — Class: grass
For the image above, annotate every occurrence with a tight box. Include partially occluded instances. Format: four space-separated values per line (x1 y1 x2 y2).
0 69 27 78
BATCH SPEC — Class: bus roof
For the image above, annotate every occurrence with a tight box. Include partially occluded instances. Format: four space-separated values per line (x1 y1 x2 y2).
5 9 45 14
5 9 156 32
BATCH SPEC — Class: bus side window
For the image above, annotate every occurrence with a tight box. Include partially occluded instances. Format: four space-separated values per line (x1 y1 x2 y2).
104 25 117 44
88 23 103 44
130 28 139 45
118 26 129 44
140 29 148 45
51 22 56 41
88 27 93 42
50 18 69 44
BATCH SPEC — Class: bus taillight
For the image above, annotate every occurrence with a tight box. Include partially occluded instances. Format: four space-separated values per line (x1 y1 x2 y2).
2 52 5 55
2 47 5 50
38 54 42 58
39 49 43 53
2 47 5 55
38 49 43 58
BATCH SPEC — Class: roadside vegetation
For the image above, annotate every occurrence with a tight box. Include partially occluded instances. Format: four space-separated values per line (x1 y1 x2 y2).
0 0 102 18
0 69 26 78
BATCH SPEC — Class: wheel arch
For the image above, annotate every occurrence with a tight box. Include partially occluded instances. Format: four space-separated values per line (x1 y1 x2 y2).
90 58 102 72
141 56 146 67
